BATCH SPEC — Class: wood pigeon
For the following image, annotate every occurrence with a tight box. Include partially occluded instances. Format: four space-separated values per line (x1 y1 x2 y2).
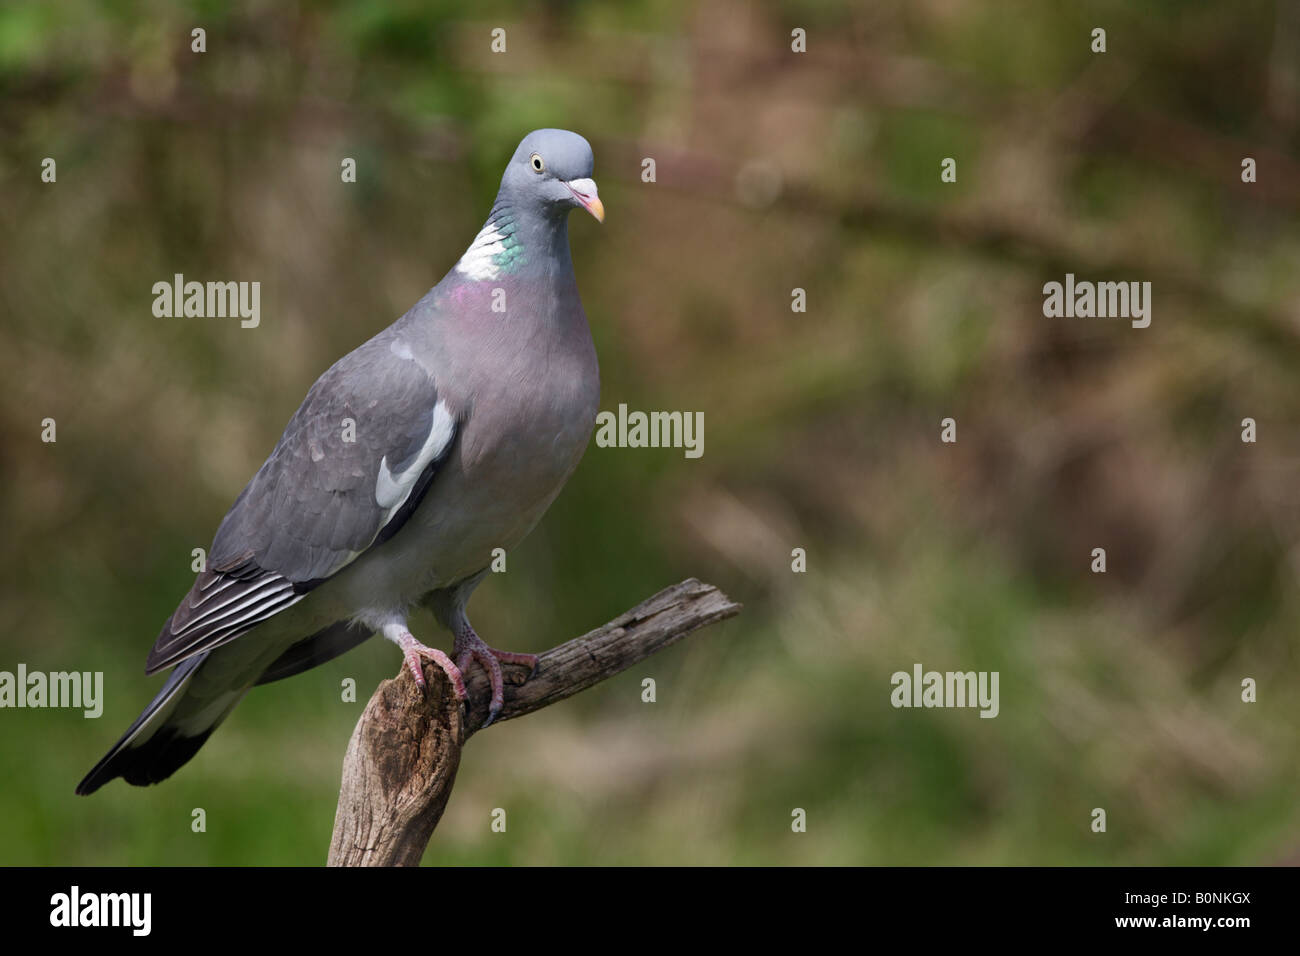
77 129 605 794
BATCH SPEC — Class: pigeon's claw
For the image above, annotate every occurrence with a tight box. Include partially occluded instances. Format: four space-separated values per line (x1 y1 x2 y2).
394 630 467 701
454 627 539 727
489 648 541 677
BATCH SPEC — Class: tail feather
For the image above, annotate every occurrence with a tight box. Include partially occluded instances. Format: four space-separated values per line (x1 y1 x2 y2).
79 616 361 794
76 653 211 795
115 726 217 787
254 619 372 686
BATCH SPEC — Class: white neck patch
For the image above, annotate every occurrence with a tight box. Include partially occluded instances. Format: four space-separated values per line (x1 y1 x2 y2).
455 221 506 281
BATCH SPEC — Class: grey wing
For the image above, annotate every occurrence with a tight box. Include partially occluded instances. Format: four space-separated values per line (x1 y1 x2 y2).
146 335 457 675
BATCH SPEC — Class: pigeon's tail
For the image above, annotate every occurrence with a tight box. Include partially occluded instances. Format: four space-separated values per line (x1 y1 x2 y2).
75 652 238 795
77 619 371 795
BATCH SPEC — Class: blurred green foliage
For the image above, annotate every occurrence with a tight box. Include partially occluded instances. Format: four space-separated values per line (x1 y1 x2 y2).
2 0 1299 864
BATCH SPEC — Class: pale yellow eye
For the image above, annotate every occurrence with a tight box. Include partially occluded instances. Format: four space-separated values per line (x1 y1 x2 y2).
529 153 545 173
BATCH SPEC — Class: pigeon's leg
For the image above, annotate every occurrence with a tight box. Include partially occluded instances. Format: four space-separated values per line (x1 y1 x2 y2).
381 622 467 700
451 617 539 728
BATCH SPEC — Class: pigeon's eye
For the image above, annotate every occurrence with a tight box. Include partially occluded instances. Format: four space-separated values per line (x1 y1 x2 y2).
529 153 545 173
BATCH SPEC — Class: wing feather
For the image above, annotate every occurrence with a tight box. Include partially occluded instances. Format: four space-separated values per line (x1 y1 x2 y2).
145 331 457 675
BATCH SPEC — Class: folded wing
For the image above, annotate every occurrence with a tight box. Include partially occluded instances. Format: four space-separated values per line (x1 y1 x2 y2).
146 334 457 674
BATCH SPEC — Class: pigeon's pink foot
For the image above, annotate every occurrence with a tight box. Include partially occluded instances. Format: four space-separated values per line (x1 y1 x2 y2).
454 625 539 727
394 629 467 700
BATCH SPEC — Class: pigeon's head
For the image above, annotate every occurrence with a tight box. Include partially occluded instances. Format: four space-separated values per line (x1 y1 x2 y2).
502 128 604 224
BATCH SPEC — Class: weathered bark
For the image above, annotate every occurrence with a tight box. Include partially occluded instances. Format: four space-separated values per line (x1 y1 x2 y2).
327 578 741 866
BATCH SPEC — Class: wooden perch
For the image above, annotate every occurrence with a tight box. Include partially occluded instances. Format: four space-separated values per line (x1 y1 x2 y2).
327 578 741 866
